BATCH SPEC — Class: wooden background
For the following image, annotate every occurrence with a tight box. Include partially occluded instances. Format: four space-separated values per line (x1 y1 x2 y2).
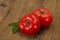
0 0 60 40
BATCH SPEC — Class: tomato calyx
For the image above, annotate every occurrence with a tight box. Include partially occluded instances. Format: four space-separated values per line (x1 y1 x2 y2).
25 20 30 25
40 10 44 14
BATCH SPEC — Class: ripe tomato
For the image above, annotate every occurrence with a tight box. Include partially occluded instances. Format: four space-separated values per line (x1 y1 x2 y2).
18 14 40 34
33 8 53 27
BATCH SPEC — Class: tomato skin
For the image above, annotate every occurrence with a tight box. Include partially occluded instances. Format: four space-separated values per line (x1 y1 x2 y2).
33 8 53 27
18 14 40 34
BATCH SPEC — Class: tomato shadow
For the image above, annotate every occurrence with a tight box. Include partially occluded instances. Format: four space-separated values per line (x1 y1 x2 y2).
33 26 51 38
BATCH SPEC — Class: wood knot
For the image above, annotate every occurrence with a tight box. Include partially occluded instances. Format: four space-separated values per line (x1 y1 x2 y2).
0 3 6 7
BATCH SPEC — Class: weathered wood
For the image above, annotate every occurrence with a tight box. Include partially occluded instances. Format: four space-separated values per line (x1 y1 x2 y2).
0 0 60 40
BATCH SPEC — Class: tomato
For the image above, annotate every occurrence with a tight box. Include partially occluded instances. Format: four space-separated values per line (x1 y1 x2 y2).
33 8 53 27
18 14 40 34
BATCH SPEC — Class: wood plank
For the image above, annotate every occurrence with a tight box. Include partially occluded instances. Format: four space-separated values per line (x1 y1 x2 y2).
53 0 60 40
40 0 60 40
0 0 27 40
17 0 46 40
0 0 44 40
41 0 57 40
0 0 60 40
0 0 11 24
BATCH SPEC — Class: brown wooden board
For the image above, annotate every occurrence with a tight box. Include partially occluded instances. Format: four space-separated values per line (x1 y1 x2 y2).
0 0 60 40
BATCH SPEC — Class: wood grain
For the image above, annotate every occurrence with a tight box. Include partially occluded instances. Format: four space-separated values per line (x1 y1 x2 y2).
0 0 60 40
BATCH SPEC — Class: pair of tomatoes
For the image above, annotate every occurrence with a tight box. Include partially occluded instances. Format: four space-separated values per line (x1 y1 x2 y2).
18 8 53 34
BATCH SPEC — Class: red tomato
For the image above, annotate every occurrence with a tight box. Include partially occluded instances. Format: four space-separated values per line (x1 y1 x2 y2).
33 8 53 27
18 14 40 34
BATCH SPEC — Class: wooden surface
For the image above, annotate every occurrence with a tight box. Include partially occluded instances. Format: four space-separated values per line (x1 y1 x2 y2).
0 0 60 40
